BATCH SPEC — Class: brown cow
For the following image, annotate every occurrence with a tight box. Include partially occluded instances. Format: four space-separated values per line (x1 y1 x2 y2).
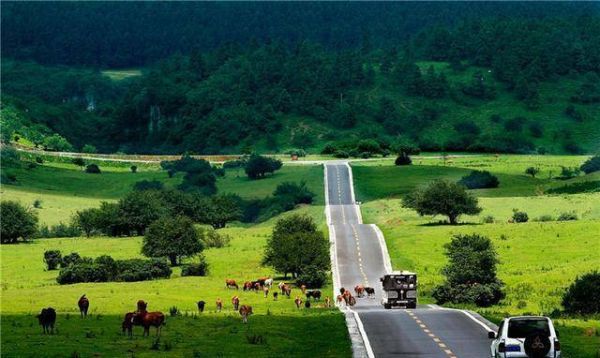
294 296 303 309
78 294 89 318
37 307 56 334
137 300 147 312
243 281 253 291
134 310 165 337
325 296 332 308
281 284 292 298
336 295 344 305
231 296 240 311
263 285 269 298
300 284 307 294
354 285 365 298
216 298 223 312
239 305 253 323
122 312 135 336
225 279 239 290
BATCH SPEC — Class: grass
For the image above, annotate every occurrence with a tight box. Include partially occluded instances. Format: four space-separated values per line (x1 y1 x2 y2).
1 161 324 225
101 69 142 81
355 155 600 357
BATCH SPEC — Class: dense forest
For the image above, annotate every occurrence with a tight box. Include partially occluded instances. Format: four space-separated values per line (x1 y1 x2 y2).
1 2 600 154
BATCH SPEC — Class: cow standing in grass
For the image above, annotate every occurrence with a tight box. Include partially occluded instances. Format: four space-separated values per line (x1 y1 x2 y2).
225 279 239 290
197 301 206 313
216 298 223 312
294 296 303 309
78 294 89 318
37 308 56 334
239 305 253 324
231 296 240 311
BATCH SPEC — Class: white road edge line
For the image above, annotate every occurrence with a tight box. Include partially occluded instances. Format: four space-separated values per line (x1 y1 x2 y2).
348 307 376 358
345 162 363 224
459 310 496 333
370 224 393 274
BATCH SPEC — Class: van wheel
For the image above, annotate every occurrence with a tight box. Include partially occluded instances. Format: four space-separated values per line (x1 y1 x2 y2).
407 302 417 309
384 304 391 309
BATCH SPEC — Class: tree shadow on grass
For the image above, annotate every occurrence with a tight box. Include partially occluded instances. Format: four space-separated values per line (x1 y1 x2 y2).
418 221 481 227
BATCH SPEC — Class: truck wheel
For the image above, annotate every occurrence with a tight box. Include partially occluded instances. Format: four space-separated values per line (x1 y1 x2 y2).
384 304 391 309
407 302 417 309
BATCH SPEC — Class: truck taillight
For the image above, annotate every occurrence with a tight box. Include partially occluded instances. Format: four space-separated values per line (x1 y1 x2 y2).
555 340 561 351
498 342 506 353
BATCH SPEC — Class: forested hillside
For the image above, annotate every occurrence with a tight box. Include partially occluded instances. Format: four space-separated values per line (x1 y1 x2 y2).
1 2 599 154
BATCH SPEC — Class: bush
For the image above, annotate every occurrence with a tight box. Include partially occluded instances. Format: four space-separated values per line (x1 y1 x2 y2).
133 180 164 191
33 199 42 208
72 158 86 168
81 144 97 154
333 150 349 158
581 155 600 174
85 164 101 174
562 271 600 314
273 181 315 211
558 166 580 179
1 200 39 243
458 170 499 189
525 167 540 178
359 152 372 159
57 263 109 284
44 250 62 270
130 165 137 173
296 265 327 288
244 154 282 179
61 252 84 267
534 215 554 222
432 282 505 307
321 143 337 155
394 152 412 166
43 134 73 152
512 210 529 223
201 229 232 248
557 211 578 221
223 159 246 169
35 156 44 164
38 222 81 238
481 215 495 224
357 139 381 154
181 255 209 277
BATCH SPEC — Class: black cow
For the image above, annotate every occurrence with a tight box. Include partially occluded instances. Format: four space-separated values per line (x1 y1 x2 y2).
197 300 206 313
306 290 322 301
365 287 375 298
37 307 56 334
304 300 311 309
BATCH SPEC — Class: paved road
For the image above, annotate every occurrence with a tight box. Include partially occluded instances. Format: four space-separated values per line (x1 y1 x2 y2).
325 162 494 358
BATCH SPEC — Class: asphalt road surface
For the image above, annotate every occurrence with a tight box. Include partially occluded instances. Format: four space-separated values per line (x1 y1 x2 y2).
325 162 494 358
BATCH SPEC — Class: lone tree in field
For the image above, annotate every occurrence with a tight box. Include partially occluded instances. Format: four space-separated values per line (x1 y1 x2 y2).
403 179 481 224
562 271 600 315
525 166 540 178
0 201 38 244
263 214 329 278
142 215 204 266
245 154 282 179
432 234 505 307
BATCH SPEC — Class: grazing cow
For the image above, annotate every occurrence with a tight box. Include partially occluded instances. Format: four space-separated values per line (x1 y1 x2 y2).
300 284 307 294
343 290 353 306
231 296 240 311
256 276 269 286
281 284 292 298
348 295 357 306
216 298 223 312
278 282 286 293
134 310 165 337
339 287 346 296
306 290 322 301
122 312 135 336
225 279 239 290
365 287 375 298
197 301 206 313
273 292 278 301
264 278 273 288
37 307 56 334
239 305 253 324
137 300 147 312
325 296 332 308
78 294 89 318
294 296 303 309
305 300 311 309
253 282 262 292
243 281 253 291
263 285 269 298
354 285 365 298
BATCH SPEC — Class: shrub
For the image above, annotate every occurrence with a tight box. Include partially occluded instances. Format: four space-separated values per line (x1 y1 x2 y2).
525 167 540 178
142 216 203 266
296 265 328 288
0 200 39 243
133 180 164 191
333 150 349 158
273 181 315 211
512 210 529 223
35 156 44 164
44 250 62 270
359 152 372 159
81 144 97 154
201 229 232 248
169 306 179 317
535 215 554 222
244 154 282 179
481 215 495 224
562 271 600 314
394 152 412 166
38 222 81 238
558 166 580 179
61 252 84 267
33 199 42 208
458 170 499 189
72 158 86 168
43 134 73 152
130 165 138 173
432 282 505 307
580 155 600 174
181 256 209 277
114 259 171 282
557 212 578 221
85 164 101 174
223 159 246 169
321 143 337 154
357 139 381 154
57 263 109 284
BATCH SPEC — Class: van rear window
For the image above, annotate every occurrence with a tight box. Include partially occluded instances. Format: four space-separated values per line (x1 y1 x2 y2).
508 319 550 338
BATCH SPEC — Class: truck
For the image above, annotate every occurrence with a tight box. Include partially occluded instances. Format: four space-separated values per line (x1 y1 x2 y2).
380 271 418 309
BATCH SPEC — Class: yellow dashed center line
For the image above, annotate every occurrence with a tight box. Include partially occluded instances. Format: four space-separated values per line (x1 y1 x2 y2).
407 311 456 357
351 224 369 286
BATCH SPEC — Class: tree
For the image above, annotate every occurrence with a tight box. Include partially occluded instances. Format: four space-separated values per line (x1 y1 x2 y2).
395 152 412 166
0 201 38 243
74 208 101 237
85 163 101 174
580 155 600 174
244 154 282 179
402 180 482 224
81 144 97 153
562 271 600 315
432 234 505 307
118 190 166 235
130 165 137 173
263 214 329 278
42 134 73 152
44 250 62 270
197 194 241 229
72 157 85 170
525 166 540 178
142 215 203 266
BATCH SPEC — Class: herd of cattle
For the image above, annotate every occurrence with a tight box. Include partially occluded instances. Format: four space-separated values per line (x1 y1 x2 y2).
35 278 376 336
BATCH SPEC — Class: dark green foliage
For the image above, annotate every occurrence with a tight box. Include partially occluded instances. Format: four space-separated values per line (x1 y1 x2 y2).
61 252 84 267
525 166 540 178
296 265 328 288
512 210 529 223
133 180 164 191
118 190 167 235
562 271 600 314
432 234 504 307
162 156 218 194
181 255 209 277
557 212 578 221
571 73 600 104
263 214 329 278
43 134 73 152
196 194 242 229
403 180 482 224
564 105 584 122
200 228 232 248
142 215 203 266
547 181 600 194
74 208 101 237
0 201 38 243
38 222 81 238
580 155 600 174
461 72 496 100
43 250 62 270
334 150 349 159
558 166 581 179
130 165 137 173
272 181 315 211
81 144 97 153
71 157 85 168
85 164 101 174
458 170 499 189
504 117 524 132
245 155 282 179
395 152 412 166
223 159 246 169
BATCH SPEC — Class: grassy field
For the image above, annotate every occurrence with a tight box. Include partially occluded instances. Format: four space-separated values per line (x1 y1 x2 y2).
1 161 324 225
0 159 350 357
354 155 600 357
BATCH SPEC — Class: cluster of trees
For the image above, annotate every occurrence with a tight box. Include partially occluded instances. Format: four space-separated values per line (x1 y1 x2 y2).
457 170 499 189
262 214 329 287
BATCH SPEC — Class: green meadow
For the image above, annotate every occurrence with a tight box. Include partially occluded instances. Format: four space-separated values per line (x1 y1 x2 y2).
353 155 600 357
0 161 350 357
